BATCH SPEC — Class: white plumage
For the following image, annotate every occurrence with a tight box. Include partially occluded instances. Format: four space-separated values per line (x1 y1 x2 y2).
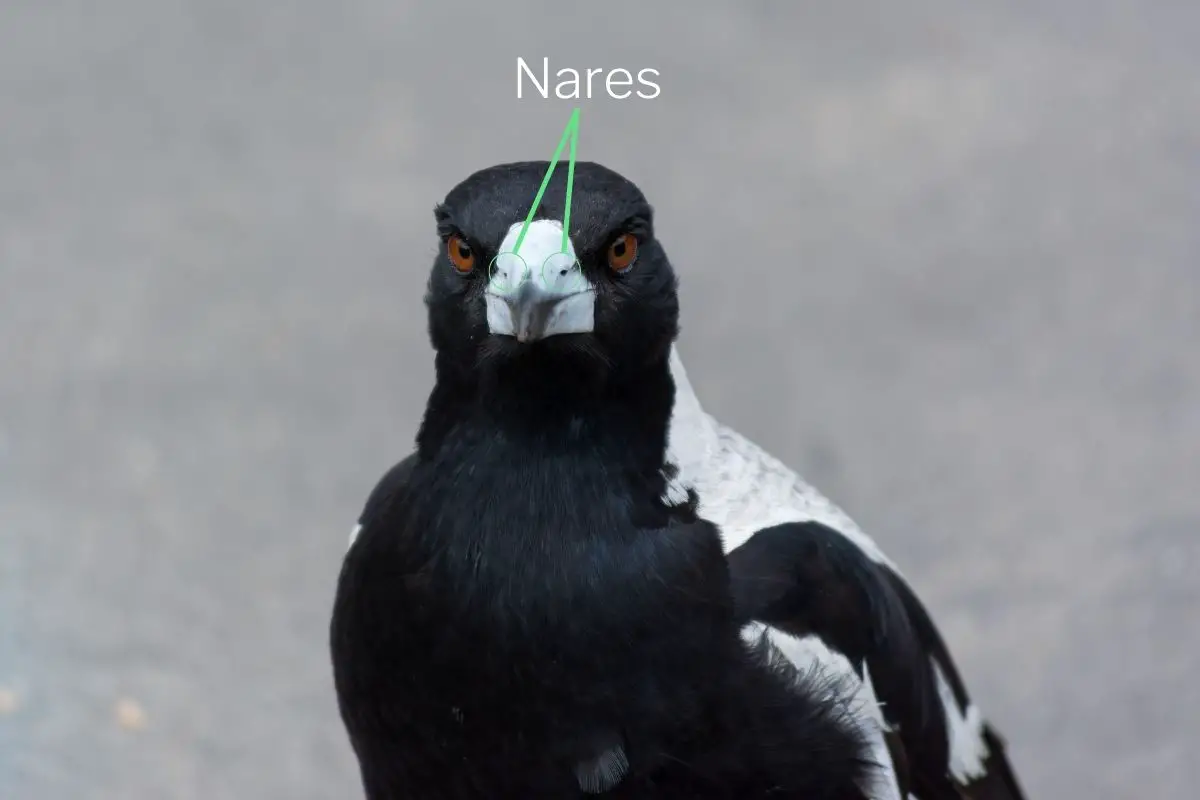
740 622 902 800
665 347 893 569
667 345 998 800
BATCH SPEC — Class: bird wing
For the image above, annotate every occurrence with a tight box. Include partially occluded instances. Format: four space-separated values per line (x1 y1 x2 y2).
884 566 1027 800
728 520 953 799
349 453 418 549
670 416 1027 800
741 621 905 800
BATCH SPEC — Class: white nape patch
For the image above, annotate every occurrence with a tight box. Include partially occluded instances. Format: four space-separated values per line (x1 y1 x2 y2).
665 346 898 572
932 659 990 782
349 523 361 549
485 219 593 337
740 623 902 800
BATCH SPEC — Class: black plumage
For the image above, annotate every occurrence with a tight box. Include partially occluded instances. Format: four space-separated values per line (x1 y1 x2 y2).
330 161 876 799
726 523 1026 800
727 523 947 798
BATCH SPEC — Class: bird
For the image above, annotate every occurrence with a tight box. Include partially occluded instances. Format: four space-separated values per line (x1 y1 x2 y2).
662 347 1028 800
331 160 885 799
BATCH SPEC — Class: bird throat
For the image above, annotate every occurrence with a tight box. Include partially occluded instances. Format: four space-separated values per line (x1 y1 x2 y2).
427 344 673 449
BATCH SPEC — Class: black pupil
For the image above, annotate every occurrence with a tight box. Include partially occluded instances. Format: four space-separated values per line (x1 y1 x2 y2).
613 239 626 257
457 243 470 260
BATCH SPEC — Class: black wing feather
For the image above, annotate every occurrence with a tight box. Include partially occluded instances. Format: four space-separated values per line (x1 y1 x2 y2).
356 453 419 529
881 568 1029 800
727 521 959 799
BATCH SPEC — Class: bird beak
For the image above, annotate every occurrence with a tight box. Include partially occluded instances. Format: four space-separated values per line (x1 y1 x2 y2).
485 220 595 342
490 276 594 342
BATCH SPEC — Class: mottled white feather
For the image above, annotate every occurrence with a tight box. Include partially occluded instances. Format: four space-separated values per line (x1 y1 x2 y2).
665 347 898 572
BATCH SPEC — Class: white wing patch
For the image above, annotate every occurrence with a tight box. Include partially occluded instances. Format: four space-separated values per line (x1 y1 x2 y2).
933 659 990 782
858 662 892 733
740 623 902 800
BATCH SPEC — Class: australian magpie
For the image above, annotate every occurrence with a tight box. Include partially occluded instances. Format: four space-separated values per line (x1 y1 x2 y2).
331 161 881 799
346 164 1029 800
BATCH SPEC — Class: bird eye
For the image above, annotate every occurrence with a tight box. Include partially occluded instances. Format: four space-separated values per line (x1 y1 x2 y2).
607 233 638 273
447 235 475 273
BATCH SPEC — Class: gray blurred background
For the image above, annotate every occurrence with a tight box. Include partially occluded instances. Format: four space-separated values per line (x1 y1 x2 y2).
2 1 1198 798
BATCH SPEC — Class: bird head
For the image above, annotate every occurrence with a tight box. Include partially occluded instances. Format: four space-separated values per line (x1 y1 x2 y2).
425 161 679 384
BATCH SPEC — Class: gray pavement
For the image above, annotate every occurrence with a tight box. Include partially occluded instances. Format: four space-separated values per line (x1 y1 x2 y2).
2 2 1199 798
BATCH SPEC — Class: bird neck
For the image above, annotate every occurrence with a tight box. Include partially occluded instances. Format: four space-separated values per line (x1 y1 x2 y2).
419 348 676 480
404 350 683 604
665 345 720 470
